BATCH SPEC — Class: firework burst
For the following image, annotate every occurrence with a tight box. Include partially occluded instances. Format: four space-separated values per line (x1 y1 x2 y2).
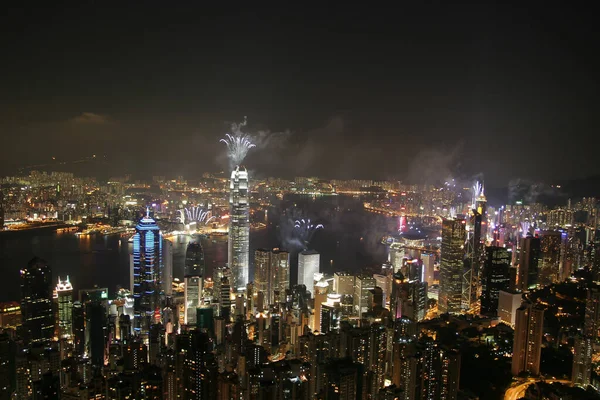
294 218 324 246
472 181 483 208
520 221 531 237
178 207 212 225
220 117 256 168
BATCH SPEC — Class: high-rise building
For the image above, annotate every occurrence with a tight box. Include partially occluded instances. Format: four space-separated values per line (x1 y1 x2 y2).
354 275 376 320
421 252 436 286
390 272 428 322
313 281 329 333
20 257 54 343
254 249 270 301
163 239 174 296
584 286 600 340
512 302 544 376
253 248 290 307
86 300 107 368
271 249 290 304
572 335 593 387
572 285 600 388
72 301 85 355
373 274 390 307
539 231 564 286
184 242 205 326
131 209 163 337
498 290 522 327
185 242 205 277
419 339 461 400
517 235 540 291
439 218 466 314
463 200 484 314
481 247 511 316
334 272 355 296
298 250 320 296
185 277 202 326
228 166 250 291
0 190 4 230
55 276 73 339
323 358 363 400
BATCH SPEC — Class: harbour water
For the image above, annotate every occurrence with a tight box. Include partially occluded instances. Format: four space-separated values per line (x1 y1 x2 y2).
0 196 392 302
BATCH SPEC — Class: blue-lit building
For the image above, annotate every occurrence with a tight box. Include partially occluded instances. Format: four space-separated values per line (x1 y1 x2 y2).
131 209 163 337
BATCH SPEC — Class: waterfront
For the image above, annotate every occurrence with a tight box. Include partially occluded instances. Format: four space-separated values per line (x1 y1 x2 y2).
0 196 392 302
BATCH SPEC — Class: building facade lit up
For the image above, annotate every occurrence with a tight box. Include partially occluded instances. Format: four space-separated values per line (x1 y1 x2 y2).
228 166 250 291
131 209 163 337
56 276 73 339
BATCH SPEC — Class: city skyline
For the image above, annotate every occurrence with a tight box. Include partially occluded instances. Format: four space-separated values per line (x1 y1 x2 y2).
1 3 599 399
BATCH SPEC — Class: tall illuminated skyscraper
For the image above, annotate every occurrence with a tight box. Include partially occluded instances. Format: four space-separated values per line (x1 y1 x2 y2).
481 246 511 316
254 249 270 301
184 242 204 326
517 235 541 291
228 166 250 291
512 302 544 376
439 218 466 315
131 209 163 337
298 250 320 295
55 276 73 339
20 257 54 343
254 248 290 307
572 286 600 387
539 231 563 286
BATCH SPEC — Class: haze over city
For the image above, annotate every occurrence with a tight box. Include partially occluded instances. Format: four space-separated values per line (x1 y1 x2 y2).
2 4 598 185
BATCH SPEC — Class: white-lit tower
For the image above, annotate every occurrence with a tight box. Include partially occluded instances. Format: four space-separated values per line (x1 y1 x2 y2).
56 276 73 339
228 166 250 291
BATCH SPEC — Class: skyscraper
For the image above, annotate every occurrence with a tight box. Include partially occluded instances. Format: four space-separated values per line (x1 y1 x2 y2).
271 248 290 304
0 190 4 230
539 231 563 286
131 209 163 337
228 166 250 291
463 210 482 313
254 249 270 302
439 218 466 315
572 335 593 387
419 339 461 400
354 274 376 320
20 257 54 343
185 242 205 277
512 302 544 376
572 286 600 388
55 276 73 339
298 250 320 296
517 235 540 291
163 239 174 296
184 242 205 326
253 248 290 307
481 246 511 316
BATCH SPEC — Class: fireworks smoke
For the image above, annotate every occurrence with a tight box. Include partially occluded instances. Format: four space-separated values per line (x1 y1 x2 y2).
278 208 324 251
220 117 256 170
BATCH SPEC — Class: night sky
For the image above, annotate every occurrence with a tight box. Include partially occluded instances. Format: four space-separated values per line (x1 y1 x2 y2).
1 3 597 186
